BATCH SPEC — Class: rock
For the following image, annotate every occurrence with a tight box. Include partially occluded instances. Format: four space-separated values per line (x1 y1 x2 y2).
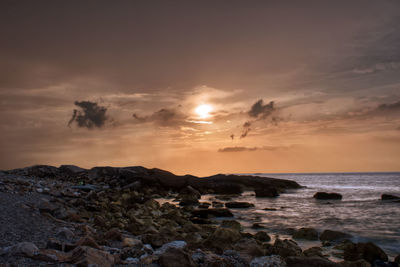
255 187 279 198
343 242 388 263
204 227 242 252
254 231 271 242
233 238 265 262
74 236 101 250
191 249 233 266
155 240 187 255
191 208 234 218
104 228 122 241
250 255 287 267
225 201 255 208
68 246 115 267
56 227 75 241
381 194 400 200
180 186 201 199
71 184 100 192
122 237 143 248
303 247 324 258
221 220 243 232
252 223 266 229
313 192 342 200
339 259 371 267
222 249 250 266
158 247 196 267
273 239 302 258
320 230 352 241
285 256 340 267
395 255 400 264
292 228 319 241
1 242 39 257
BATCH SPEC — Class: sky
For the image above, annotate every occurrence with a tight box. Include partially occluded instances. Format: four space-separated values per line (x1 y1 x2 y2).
1 1 400 176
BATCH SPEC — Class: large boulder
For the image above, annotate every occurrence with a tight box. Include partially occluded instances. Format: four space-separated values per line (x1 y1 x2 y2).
285 256 339 267
225 202 255 208
313 192 342 200
204 227 242 252
255 187 279 198
292 228 319 241
343 242 388 264
272 239 302 258
320 230 352 241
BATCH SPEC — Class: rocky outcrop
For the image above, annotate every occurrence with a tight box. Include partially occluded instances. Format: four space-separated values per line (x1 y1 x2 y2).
313 192 343 200
320 230 352 242
255 187 279 198
292 227 319 241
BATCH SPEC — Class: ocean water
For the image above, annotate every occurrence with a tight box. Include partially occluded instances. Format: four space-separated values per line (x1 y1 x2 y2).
206 172 400 257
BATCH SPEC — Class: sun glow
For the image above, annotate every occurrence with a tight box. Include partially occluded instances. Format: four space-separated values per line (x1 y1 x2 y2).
195 104 213 119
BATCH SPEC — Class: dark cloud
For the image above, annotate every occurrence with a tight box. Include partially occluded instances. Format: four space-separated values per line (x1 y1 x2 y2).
68 101 108 129
240 121 252 139
218 146 282 152
376 101 400 113
248 99 275 119
133 108 186 127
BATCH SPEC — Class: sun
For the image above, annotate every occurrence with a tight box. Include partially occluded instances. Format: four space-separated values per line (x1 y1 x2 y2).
195 104 213 119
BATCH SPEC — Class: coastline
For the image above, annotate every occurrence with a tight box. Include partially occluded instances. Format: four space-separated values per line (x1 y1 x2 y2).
0 165 399 266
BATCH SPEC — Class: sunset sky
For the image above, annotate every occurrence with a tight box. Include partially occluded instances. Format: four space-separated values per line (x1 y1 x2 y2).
1 1 400 176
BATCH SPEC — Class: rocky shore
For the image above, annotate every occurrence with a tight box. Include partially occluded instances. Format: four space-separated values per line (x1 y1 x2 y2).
0 165 399 267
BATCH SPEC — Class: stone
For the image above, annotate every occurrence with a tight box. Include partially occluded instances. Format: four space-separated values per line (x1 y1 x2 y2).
254 231 271 242
122 237 143 248
303 247 324 258
255 187 279 198
191 208 234 218
233 238 265 262
320 230 352 241
56 227 75 241
313 192 342 200
250 255 287 267
68 246 115 267
285 256 339 267
158 247 196 267
252 223 266 229
343 242 388 263
1 242 39 257
292 227 319 240
225 201 255 208
204 227 242 252
104 228 122 241
222 249 250 266
273 239 302 258
74 236 101 250
381 194 400 200
395 255 400 264
221 220 242 232
340 259 371 267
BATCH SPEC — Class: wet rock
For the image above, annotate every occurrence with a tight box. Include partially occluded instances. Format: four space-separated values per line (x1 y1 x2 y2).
320 230 352 241
225 201 255 208
272 239 302 258
221 220 243 232
191 208 234 218
285 256 339 267
222 249 250 267
292 227 319 240
155 240 187 255
68 246 115 267
212 201 224 208
191 249 232 266
122 237 143 248
104 228 122 241
250 255 287 267
255 187 279 198
303 247 324 258
252 223 266 229
254 231 271 242
343 242 388 264
313 192 342 200
233 238 265 262
204 227 242 252
158 247 196 267
339 259 371 267
74 236 101 250
179 185 201 199
381 194 400 200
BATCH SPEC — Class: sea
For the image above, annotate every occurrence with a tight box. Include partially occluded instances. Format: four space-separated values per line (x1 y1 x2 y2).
198 172 400 258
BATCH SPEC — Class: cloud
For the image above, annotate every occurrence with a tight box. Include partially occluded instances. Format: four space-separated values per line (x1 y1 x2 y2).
133 108 187 127
248 99 275 119
68 101 108 129
240 121 252 139
353 62 400 74
376 101 400 113
217 146 284 152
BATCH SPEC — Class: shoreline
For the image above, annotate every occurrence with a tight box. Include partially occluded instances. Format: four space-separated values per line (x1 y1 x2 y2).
0 165 399 266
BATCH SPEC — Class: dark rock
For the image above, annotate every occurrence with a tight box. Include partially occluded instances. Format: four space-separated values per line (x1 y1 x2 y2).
255 187 279 198
104 228 122 241
252 223 266 229
381 194 400 200
158 247 196 267
292 227 319 241
343 242 388 263
204 227 242 252
191 208 234 218
340 259 371 267
286 256 339 267
320 230 352 241
254 231 271 242
250 255 287 267
221 220 242 232
395 255 400 264
273 239 302 258
313 192 342 200
222 249 251 266
303 247 324 258
68 246 115 267
225 201 255 208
